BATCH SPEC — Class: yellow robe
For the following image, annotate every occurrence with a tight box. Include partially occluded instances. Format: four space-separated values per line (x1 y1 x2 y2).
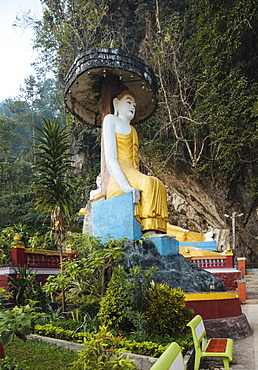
106 125 168 233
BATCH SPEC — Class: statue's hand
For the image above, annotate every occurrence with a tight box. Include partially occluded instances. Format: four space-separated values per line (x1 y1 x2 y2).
130 187 141 204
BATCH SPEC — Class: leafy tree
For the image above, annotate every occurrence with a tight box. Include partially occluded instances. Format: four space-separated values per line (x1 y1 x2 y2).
32 118 74 245
0 74 67 230
183 0 258 180
32 118 75 311
33 0 145 79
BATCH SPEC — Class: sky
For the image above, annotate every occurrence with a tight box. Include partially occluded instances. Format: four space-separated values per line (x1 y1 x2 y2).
0 0 43 102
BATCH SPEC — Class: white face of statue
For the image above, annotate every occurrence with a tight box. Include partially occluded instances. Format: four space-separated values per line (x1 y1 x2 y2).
96 175 101 189
116 94 136 121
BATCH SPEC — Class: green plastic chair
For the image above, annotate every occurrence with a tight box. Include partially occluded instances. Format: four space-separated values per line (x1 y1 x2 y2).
149 342 185 370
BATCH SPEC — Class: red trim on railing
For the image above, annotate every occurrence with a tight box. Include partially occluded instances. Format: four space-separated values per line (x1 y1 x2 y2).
12 248 77 269
185 255 233 269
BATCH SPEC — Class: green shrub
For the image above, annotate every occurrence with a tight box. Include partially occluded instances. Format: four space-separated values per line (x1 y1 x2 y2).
0 302 42 346
98 266 155 333
97 266 130 330
0 356 27 370
34 324 79 342
70 325 136 370
145 283 194 337
9 266 47 307
34 323 193 357
50 319 79 331
34 324 92 343
78 295 100 316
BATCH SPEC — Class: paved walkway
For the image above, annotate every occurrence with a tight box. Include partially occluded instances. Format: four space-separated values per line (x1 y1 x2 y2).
199 300 258 370
231 300 258 370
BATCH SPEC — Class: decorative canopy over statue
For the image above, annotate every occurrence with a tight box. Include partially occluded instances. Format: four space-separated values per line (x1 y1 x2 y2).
64 47 158 126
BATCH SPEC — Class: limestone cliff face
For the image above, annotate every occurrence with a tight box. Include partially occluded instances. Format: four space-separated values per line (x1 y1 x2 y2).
142 158 258 263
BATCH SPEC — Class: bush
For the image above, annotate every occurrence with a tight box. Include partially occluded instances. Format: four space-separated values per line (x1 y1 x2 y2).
34 323 193 357
97 266 130 330
78 295 100 316
8 266 47 307
70 326 136 370
50 319 79 331
0 356 27 370
0 302 42 346
145 283 194 337
98 266 155 332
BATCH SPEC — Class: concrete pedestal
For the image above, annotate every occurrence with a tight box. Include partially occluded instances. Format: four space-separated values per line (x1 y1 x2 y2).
92 193 142 240
90 193 179 255
149 235 179 255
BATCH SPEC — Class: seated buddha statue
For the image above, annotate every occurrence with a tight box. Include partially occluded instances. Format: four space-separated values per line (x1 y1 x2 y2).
102 89 168 234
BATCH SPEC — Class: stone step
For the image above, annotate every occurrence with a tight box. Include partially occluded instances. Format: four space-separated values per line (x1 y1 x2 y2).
246 284 258 289
246 295 258 300
246 269 258 275
246 291 258 296
245 276 258 285
240 269 258 301
246 298 258 304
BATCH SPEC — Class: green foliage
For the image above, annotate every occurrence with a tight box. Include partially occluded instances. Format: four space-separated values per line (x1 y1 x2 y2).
0 77 68 231
0 301 42 346
49 318 80 332
98 266 131 330
98 265 155 332
0 289 12 309
9 266 46 307
34 323 193 358
34 324 91 343
1 224 31 246
0 356 27 370
65 232 102 258
70 325 136 370
4 337 78 370
0 191 48 233
33 0 143 79
32 118 74 237
98 266 192 338
0 288 11 301
0 115 19 160
145 282 194 337
72 295 100 315
0 224 57 267
41 304 65 324
27 231 57 251
184 0 258 179
43 234 127 303
73 312 100 334
0 235 11 266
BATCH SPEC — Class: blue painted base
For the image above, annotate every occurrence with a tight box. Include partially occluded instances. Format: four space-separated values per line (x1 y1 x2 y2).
179 241 217 251
149 236 179 255
92 193 142 241
91 193 179 256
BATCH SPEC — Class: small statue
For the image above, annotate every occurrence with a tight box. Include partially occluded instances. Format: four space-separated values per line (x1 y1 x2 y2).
103 89 168 233
90 174 102 200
